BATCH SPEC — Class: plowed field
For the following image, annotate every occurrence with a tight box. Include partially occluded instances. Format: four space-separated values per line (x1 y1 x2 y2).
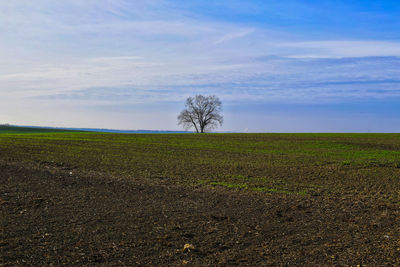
1 129 399 265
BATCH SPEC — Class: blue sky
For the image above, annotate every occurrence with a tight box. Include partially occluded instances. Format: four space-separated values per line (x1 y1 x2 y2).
2 0 400 132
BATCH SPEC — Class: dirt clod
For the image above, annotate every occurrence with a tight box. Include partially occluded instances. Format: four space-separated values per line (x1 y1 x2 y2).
183 243 195 252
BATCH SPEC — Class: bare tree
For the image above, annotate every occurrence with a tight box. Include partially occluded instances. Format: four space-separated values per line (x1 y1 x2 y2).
178 95 223 133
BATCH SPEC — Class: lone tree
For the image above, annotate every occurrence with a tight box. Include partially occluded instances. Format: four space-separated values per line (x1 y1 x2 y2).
178 95 223 133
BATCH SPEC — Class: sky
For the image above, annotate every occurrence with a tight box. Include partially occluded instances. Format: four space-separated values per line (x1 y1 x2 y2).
2 0 400 132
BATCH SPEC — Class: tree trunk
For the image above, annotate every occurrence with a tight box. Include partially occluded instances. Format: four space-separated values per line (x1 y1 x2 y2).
192 122 199 133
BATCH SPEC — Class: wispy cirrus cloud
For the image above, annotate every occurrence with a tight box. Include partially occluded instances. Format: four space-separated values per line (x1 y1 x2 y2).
18 55 400 106
284 41 400 58
214 29 255 44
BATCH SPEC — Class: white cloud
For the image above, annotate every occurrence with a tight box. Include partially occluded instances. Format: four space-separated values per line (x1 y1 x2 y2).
284 41 400 58
215 29 255 44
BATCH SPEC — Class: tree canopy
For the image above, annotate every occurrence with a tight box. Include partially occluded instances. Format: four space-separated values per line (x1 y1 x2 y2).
178 95 223 133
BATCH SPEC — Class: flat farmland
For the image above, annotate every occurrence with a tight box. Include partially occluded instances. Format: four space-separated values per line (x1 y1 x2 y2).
1 128 399 265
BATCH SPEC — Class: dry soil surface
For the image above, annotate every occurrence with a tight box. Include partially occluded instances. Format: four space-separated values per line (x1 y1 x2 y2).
1 162 399 266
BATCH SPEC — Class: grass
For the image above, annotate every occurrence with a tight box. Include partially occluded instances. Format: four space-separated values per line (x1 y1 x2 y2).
0 126 399 202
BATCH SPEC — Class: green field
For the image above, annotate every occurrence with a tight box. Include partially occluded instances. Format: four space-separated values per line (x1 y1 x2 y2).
1 126 399 203
2 126 400 265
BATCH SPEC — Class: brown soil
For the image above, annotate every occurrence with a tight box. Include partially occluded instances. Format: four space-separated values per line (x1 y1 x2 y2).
1 162 399 266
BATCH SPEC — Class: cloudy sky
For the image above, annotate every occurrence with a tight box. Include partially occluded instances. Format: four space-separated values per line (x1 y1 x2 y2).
2 0 400 132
